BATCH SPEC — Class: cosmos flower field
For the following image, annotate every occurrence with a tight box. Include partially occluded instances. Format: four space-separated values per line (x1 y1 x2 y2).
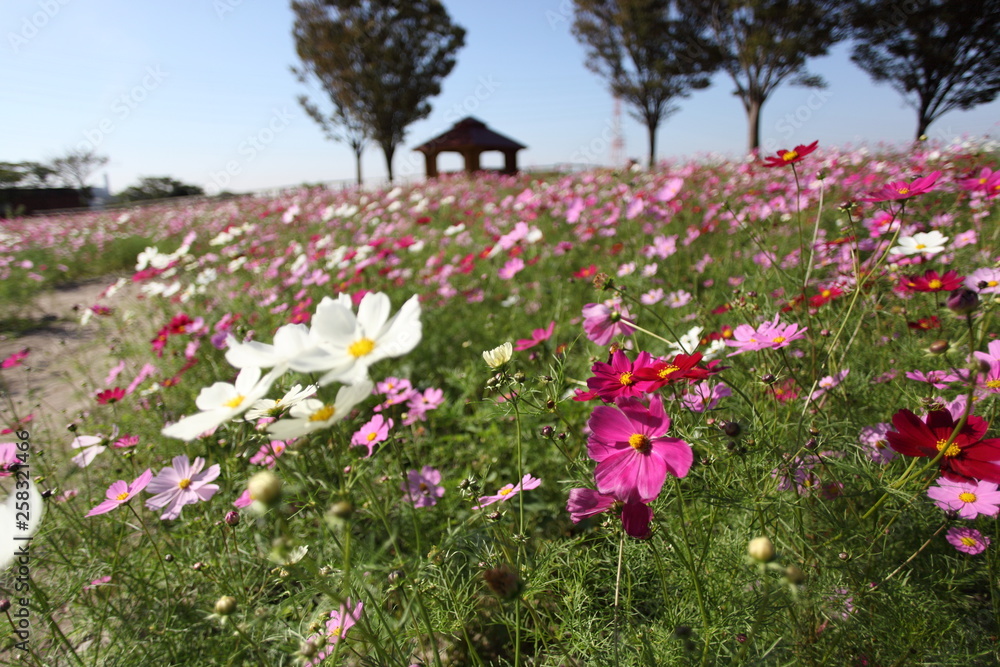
2 139 1000 665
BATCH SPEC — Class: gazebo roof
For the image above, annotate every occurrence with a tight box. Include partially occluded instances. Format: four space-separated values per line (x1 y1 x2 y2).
414 117 526 154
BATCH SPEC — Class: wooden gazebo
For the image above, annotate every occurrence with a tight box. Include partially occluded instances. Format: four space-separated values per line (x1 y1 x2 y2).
414 117 526 177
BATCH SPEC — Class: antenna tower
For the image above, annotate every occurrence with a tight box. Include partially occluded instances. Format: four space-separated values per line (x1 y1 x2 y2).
610 96 625 167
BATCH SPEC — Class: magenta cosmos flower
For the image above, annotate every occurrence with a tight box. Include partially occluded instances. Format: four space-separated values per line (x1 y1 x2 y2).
86 469 153 517
586 349 655 402
859 170 941 202
402 466 445 508
566 487 653 539
581 301 635 346
474 474 541 509
145 455 221 520
587 395 693 503
927 478 1000 519
946 526 990 555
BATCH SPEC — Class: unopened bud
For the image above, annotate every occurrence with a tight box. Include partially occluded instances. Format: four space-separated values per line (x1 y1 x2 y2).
946 288 979 315
247 470 282 505
784 565 806 585
214 596 237 615
929 339 950 355
224 511 240 526
720 421 741 438
748 536 776 563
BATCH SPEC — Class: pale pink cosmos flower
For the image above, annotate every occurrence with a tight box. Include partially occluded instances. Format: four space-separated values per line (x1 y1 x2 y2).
966 268 1000 294
71 435 107 468
726 314 808 356
946 526 990 555
809 369 850 401
403 387 444 425
858 423 896 463
514 321 555 351
680 381 731 413
86 469 153 517
640 288 664 305
498 257 525 280
249 440 289 468
351 415 393 457
145 455 220 520
304 599 364 667
474 474 541 509
587 395 692 503
666 290 693 308
928 478 1000 519
581 301 635 346
402 466 445 508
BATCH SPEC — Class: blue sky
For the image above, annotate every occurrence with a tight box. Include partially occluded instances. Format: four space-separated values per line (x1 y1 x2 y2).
4 0 999 194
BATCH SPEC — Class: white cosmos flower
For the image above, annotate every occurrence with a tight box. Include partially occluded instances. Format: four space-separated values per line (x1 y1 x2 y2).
225 323 315 373
889 231 948 256
291 293 422 386
266 379 374 439
483 342 513 368
244 383 317 421
162 367 279 441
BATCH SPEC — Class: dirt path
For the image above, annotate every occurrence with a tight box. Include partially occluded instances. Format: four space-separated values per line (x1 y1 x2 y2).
0 278 137 439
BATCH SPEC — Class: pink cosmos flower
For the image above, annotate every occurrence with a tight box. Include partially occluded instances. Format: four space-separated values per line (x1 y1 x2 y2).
680 381 731 413
809 369 849 401
249 440 289 468
95 387 125 405
304 599 364 667
586 350 655 402
104 360 126 386
927 477 1000 519
566 487 653 539
858 423 896 463
474 474 541 509
725 314 808 356
86 469 153 517
587 395 693 503
859 171 941 202
946 526 990 555
498 257 525 280
402 466 445 508
957 167 1000 197
71 434 107 468
0 443 19 476
145 455 221 520
514 321 555 351
376 376 413 397
351 415 393 457
966 268 1000 294
581 301 635 346
0 348 29 370
113 434 139 449
403 387 444 425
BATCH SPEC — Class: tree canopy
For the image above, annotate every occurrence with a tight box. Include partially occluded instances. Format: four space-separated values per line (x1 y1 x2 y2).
292 0 466 182
848 0 1000 140
571 0 721 167
690 0 848 152
116 176 205 203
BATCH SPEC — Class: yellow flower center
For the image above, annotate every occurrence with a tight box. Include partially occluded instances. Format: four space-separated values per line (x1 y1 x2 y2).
619 372 634 386
115 492 130 501
309 405 336 422
658 364 680 379
898 187 910 195
821 289 831 297
915 243 926 250
958 492 977 503
960 536 978 547
988 280 999 287
499 487 513 496
330 624 342 637
366 432 377 442
628 433 650 452
782 150 798 161
224 395 245 408
927 279 942 289
986 379 1000 390
772 336 786 344
178 478 192 490
348 337 376 358
935 438 960 457
874 439 887 450
979 177 987 184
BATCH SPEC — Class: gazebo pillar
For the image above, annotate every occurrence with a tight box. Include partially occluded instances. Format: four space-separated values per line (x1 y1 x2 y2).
423 152 438 178
463 149 481 173
502 149 518 175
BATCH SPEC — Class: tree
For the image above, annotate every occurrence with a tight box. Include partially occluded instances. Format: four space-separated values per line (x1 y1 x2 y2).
571 0 721 167
0 161 57 188
849 0 1000 140
50 148 109 189
292 0 466 182
116 177 205 203
690 0 848 152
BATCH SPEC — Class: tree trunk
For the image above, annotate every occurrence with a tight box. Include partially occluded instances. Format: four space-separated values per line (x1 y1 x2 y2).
354 148 363 186
746 98 762 154
647 120 658 169
916 111 931 141
382 143 395 183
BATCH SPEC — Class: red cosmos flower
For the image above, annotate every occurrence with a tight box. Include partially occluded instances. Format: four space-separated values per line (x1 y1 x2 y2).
167 313 196 335
586 350 655 402
574 264 598 279
899 269 965 293
632 352 717 392
907 315 941 331
761 140 819 168
886 409 1000 483
96 387 126 404
809 285 843 308
859 171 941 202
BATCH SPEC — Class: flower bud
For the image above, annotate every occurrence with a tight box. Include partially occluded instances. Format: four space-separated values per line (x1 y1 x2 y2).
720 421 741 438
946 288 979 315
214 596 237 615
784 565 806 585
483 563 523 599
247 471 282 505
0 599 10 612
327 500 353 520
748 536 776 563
929 339 950 355
224 511 240 526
